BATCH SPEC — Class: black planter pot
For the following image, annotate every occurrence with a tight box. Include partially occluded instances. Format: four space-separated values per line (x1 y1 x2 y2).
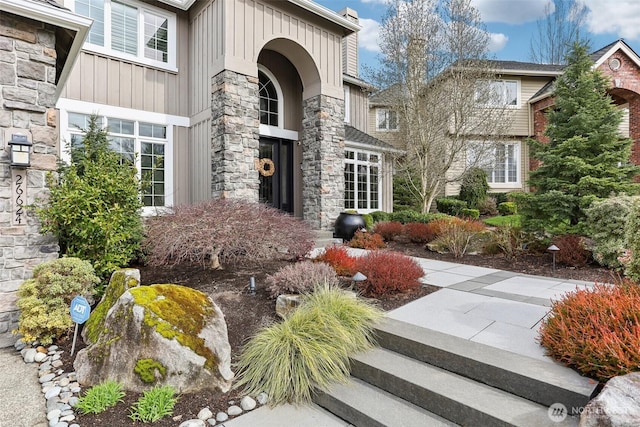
333 212 366 241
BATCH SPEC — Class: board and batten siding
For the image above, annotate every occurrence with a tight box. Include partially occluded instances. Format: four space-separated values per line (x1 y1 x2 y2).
346 83 368 131
188 0 346 119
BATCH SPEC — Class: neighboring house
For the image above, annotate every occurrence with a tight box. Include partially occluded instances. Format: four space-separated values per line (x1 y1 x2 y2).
0 0 395 346
370 39 640 198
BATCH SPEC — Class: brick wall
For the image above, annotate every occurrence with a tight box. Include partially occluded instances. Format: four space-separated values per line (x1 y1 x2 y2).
0 12 60 347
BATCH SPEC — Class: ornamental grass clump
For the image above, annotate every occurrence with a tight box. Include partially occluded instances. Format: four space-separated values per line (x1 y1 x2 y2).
234 285 383 405
539 282 640 382
265 261 339 298
75 380 125 415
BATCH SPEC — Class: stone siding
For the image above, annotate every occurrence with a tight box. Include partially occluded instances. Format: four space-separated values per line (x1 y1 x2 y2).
0 12 60 347
302 95 345 230
210 70 260 200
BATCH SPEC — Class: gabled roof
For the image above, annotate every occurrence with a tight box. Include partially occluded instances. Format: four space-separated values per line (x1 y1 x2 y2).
345 125 402 153
484 60 565 76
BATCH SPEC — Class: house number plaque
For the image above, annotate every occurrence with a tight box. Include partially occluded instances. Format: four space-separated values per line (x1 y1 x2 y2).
11 169 27 226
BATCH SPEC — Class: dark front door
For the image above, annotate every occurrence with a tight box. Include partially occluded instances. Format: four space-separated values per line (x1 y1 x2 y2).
258 137 293 213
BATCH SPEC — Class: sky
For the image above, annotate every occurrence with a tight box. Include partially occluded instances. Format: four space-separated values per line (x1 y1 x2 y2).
313 0 640 76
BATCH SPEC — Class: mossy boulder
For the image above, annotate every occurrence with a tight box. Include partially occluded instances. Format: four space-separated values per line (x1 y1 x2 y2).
74 274 233 393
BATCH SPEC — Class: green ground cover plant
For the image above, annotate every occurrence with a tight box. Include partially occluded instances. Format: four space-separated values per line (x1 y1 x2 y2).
129 385 178 423
75 381 125 415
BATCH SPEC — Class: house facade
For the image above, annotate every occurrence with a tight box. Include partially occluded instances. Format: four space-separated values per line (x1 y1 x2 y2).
371 40 640 199
0 0 395 346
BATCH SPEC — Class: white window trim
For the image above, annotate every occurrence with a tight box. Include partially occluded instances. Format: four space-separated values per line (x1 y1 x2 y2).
257 65 284 128
475 79 521 109
469 141 521 189
65 0 178 72
344 146 383 214
375 108 398 132
57 99 186 214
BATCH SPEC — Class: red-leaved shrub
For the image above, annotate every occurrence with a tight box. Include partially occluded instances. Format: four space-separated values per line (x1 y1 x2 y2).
373 221 404 241
142 199 315 268
265 261 338 298
314 245 358 277
552 234 591 267
404 222 436 243
348 230 386 250
355 251 424 297
539 281 640 382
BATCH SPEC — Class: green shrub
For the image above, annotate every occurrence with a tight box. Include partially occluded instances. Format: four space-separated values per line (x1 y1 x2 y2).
129 385 178 423
266 262 339 298
584 195 636 269
488 192 509 205
15 257 99 345
539 282 640 382
623 199 640 281
459 167 489 209
234 285 383 405
389 210 422 224
461 208 480 220
369 211 390 223
34 115 143 283
361 213 374 231
75 380 125 414
435 197 467 216
498 201 517 216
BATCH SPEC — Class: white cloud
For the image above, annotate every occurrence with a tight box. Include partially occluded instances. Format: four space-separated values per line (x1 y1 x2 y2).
358 18 382 52
488 32 509 53
580 0 640 40
471 0 552 24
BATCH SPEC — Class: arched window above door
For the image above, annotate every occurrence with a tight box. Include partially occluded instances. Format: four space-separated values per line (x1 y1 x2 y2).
259 69 279 127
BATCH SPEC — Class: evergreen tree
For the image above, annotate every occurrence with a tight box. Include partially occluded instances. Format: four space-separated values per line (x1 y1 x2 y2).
522 42 638 232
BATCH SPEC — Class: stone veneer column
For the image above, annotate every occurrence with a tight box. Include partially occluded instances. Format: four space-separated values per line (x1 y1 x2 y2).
301 95 345 230
0 13 60 347
210 70 260 200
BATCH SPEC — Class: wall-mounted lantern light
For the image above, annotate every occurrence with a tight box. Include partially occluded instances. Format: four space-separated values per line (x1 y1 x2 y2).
8 134 32 168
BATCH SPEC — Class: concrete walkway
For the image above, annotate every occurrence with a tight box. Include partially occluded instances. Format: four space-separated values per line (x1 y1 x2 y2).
0 347 47 427
223 248 597 426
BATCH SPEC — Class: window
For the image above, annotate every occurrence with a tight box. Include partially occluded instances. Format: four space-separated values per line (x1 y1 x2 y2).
469 142 520 186
258 70 279 127
344 149 380 212
71 0 176 70
376 108 398 131
67 113 168 207
475 79 518 107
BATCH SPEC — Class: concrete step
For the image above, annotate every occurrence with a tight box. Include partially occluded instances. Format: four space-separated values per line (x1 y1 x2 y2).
314 230 341 249
350 347 579 427
314 377 458 427
374 318 597 413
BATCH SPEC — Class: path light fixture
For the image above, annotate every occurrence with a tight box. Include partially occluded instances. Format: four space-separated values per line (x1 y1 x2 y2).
351 271 367 291
248 276 256 296
8 134 32 168
547 244 560 272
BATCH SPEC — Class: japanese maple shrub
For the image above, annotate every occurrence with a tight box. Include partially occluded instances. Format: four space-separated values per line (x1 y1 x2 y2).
143 199 314 268
539 282 640 382
355 251 424 297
